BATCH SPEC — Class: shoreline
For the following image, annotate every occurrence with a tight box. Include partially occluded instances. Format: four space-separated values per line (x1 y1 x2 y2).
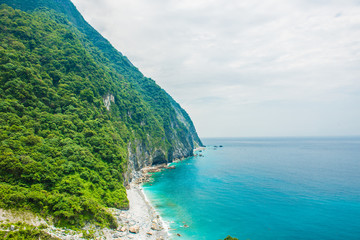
0 152 202 240
121 151 203 240
0 181 170 240
113 182 169 240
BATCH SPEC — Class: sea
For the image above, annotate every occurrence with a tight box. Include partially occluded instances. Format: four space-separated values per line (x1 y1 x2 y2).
142 137 360 240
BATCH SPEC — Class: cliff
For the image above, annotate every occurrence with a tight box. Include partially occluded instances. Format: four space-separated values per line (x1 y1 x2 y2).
0 0 203 175
0 0 202 229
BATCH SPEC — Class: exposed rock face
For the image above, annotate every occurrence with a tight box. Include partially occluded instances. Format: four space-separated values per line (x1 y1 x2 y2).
167 101 203 161
125 101 203 184
103 93 115 111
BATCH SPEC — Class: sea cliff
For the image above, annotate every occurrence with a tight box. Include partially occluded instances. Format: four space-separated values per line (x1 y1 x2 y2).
0 0 202 237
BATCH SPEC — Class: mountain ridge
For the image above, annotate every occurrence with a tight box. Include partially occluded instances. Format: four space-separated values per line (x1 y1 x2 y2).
0 0 203 174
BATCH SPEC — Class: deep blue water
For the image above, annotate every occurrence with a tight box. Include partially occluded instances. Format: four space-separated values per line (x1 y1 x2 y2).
143 137 360 240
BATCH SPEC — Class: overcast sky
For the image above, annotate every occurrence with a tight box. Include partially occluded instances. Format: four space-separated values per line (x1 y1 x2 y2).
71 0 360 138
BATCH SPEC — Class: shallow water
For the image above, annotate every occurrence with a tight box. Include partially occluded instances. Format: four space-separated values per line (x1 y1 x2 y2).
143 137 360 240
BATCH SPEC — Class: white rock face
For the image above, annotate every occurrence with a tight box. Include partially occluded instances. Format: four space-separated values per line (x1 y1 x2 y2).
103 93 115 111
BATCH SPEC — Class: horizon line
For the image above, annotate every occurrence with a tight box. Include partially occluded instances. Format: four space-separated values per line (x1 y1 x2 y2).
200 135 360 139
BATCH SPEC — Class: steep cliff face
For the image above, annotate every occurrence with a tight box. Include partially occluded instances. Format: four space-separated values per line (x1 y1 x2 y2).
126 104 202 181
0 0 203 170
125 97 203 182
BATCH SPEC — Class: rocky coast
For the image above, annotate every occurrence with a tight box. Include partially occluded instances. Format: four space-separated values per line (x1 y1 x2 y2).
95 163 180 240
115 183 169 240
0 166 171 240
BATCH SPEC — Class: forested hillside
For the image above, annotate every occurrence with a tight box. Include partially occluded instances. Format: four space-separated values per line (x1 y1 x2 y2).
0 0 203 165
0 1 202 229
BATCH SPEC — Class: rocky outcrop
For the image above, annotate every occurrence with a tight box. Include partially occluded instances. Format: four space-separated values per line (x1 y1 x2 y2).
125 101 203 184
123 97 203 184
167 101 203 161
103 93 115 111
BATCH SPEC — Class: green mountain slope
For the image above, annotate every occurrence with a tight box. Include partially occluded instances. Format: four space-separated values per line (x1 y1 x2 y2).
0 0 202 229
0 0 203 165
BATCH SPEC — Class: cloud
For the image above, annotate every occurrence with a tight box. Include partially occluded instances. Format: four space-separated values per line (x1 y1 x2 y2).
71 0 360 137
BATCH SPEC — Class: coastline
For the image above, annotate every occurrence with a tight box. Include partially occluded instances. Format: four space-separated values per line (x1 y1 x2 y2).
128 151 204 240
121 151 203 240
0 175 170 240
115 182 169 240
1 155 200 239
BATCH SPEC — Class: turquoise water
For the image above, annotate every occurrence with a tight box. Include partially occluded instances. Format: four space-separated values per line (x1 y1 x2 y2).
143 137 360 240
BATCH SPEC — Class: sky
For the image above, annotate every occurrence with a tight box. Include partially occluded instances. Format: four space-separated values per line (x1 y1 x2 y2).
71 0 360 138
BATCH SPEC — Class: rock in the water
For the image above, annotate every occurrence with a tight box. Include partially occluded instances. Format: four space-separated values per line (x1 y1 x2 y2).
177 233 181 237
147 232 153 235
129 226 140 234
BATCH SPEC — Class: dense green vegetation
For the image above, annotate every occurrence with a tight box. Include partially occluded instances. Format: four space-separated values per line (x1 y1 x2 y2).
0 5 133 228
0 222 58 240
0 0 203 160
0 4 172 228
0 0 202 230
